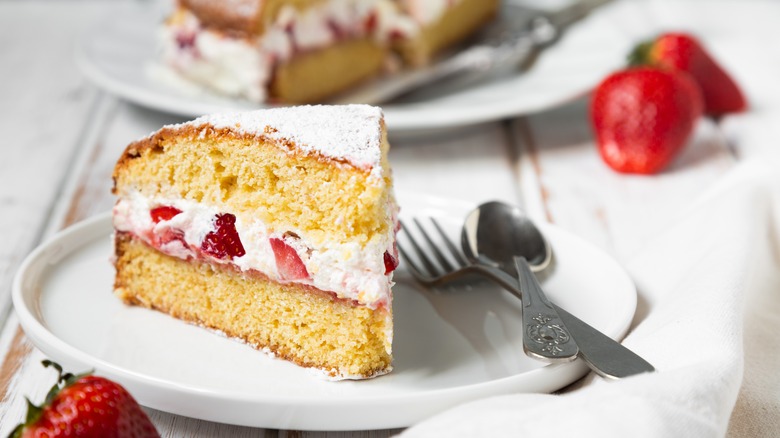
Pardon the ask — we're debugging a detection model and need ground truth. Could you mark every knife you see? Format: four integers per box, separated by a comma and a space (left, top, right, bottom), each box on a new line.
485, 266, 655, 379
333, 0, 615, 105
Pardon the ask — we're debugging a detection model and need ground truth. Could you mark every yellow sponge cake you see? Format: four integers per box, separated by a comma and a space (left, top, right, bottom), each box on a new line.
111, 105, 397, 379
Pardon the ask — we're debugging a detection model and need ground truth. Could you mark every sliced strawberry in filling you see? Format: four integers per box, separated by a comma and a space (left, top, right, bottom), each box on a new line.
384, 250, 398, 275
201, 213, 246, 260
150, 206, 182, 223
175, 31, 196, 50
270, 237, 310, 281
363, 12, 378, 33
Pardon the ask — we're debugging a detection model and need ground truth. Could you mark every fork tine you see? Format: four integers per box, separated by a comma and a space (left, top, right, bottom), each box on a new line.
412, 217, 456, 273
400, 220, 441, 277
397, 243, 427, 279
429, 217, 468, 267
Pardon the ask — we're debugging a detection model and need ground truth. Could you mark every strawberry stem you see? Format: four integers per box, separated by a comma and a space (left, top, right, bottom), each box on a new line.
628, 39, 654, 67
41, 360, 63, 377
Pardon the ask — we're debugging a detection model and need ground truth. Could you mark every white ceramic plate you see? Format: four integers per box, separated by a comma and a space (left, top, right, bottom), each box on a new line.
75, 1, 630, 133
13, 197, 636, 431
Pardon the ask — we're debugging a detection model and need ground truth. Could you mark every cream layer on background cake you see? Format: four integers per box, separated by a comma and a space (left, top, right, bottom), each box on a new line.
111, 104, 398, 379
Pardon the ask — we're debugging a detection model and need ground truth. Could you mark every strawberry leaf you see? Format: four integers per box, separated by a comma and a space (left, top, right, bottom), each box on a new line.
9, 423, 25, 438
628, 39, 653, 67
23, 398, 43, 425
8, 398, 44, 438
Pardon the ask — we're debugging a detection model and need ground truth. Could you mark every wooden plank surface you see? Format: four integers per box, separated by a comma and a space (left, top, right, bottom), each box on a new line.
0, 2, 118, 430
0, 2, 113, 328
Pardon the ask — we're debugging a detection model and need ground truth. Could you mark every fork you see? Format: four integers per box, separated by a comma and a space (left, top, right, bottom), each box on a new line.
400, 217, 578, 363
399, 216, 656, 379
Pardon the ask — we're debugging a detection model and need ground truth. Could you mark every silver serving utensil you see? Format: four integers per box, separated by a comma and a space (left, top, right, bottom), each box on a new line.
334, 0, 614, 105
462, 201, 655, 379
462, 203, 578, 362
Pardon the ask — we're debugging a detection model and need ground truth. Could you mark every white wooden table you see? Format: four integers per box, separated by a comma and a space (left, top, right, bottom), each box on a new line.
0, 1, 775, 436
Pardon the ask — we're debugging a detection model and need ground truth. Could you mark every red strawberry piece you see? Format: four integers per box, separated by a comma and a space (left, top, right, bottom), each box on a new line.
389, 29, 405, 41
175, 31, 196, 51
10, 360, 159, 438
327, 19, 345, 39
201, 213, 246, 260
363, 12, 378, 33
270, 237, 310, 281
150, 206, 181, 223
590, 67, 703, 174
384, 250, 398, 275
630, 32, 747, 116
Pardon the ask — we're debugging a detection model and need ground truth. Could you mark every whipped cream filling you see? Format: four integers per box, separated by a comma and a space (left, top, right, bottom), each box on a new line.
113, 191, 397, 309
159, 1, 417, 102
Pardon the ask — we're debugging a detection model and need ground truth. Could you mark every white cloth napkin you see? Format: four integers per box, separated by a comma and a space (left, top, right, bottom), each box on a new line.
399, 144, 780, 438
400, 1, 780, 434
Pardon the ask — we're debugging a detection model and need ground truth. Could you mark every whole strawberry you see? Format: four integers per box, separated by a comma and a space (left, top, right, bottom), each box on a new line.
10, 360, 159, 438
590, 67, 703, 174
630, 32, 747, 116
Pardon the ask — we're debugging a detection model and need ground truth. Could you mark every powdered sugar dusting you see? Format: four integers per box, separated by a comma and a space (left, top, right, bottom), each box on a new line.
184, 105, 384, 172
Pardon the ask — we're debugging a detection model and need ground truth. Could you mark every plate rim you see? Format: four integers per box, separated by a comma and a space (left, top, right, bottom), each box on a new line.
12, 211, 635, 430
73, 2, 625, 133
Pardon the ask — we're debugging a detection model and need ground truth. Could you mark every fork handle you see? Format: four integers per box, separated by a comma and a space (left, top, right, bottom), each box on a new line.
514, 257, 579, 362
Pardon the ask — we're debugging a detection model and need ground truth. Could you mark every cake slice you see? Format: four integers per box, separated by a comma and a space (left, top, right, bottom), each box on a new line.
111, 105, 398, 380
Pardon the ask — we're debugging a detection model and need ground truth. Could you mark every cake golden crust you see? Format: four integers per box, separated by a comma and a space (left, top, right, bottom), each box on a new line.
114, 232, 392, 378
112, 118, 382, 185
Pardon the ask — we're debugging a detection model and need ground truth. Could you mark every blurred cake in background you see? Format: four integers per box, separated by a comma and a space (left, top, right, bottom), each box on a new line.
160, 0, 406, 103
157, 0, 499, 103
394, 0, 500, 66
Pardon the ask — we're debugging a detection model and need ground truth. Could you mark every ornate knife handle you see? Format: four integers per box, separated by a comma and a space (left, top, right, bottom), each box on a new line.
514, 256, 579, 362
